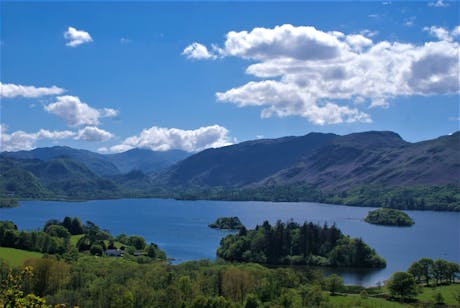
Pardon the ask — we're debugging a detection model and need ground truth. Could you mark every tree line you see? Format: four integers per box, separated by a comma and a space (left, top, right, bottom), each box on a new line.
0, 217, 165, 261
217, 220, 386, 268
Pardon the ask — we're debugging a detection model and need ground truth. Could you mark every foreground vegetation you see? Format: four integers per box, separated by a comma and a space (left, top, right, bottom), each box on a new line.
217, 220, 386, 268
364, 208, 414, 226
1, 255, 459, 307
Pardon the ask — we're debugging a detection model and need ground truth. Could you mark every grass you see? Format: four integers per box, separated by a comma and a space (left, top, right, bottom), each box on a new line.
328, 283, 460, 307
328, 295, 406, 308
69, 234, 84, 246
0, 247, 43, 267
416, 283, 460, 306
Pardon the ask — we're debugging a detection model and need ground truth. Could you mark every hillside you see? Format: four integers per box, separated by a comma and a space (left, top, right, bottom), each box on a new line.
155, 132, 337, 187
262, 131, 460, 191
155, 131, 460, 191
0, 157, 122, 199
1, 146, 120, 176
1, 146, 189, 175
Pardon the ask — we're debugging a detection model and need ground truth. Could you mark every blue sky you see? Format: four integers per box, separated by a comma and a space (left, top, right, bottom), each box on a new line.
1, 1, 459, 153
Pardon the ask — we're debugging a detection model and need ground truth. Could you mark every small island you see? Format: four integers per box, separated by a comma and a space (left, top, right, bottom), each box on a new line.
217, 220, 386, 268
365, 208, 414, 226
209, 216, 244, 230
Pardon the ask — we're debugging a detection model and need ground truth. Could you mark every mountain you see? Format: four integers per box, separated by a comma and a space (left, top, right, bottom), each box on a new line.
263, 131, 459, 191
105, 148, 189, 174
0, 158, 50, 198
154, 131, 460, 191
0, 157, 121, 199
155, 132, 337, 187
1, 146, 189, 175
1, 146, 120, 176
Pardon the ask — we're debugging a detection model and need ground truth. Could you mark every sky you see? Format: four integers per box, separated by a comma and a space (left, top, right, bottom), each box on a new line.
1, 1, 459, 153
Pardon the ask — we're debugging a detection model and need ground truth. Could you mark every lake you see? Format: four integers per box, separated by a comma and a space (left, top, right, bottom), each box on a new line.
1, 198, 459, 286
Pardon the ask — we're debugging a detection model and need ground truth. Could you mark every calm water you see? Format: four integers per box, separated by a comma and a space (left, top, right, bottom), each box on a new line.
1, 199, 459, 286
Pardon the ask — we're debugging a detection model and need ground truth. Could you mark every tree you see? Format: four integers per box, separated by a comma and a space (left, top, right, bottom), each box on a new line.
147, 244, 157, 258
387, 272, 419, 301
298, 284, 325, 307
433, 292, 444, 304
244, 294, 261, 308
432, 259, 449, 285
45, 225, 70, 239
90, 244, 104, 256
408, 261, 424, 283
128, 236, 146, 250
222, 268, 254, 303
418, 258, 434, 286
324, 274, 343, 295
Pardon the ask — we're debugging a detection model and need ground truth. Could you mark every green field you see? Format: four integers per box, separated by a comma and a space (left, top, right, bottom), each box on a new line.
0, 247, 43, 267
416, 283, 460, 306
328, 283, 460, 307
328, 294, 405, 308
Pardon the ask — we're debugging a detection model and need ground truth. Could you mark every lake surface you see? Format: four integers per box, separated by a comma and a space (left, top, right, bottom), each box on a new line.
1, 198, 459, 286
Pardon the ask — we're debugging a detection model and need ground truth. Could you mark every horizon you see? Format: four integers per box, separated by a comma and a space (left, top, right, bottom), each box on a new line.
1, 128, 458, 155
1, 1, 459, 153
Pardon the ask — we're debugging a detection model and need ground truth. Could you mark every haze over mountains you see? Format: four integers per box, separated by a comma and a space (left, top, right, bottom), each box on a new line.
1, 130, 459, 208
1, 146, 189, 175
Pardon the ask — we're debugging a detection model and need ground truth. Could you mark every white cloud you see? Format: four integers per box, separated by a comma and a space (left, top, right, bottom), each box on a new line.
424, 26, 460, 42
428, 0, 449, 7
187, 24, 460, 125
182, 42, 217, 60
75, 126, 113, 142
359, 29, 379, 38
222, 25, 346, 61
345, 34, 373, 52
64, 26, 93, 47
107, 125, 232, 153
101, 108, 119, 117
44, 96, 118, 127
0, 82, 65, 98
0, 124, 75, 152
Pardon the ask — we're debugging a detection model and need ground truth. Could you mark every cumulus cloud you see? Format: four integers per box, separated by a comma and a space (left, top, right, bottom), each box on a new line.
0, 82, 65, 98
64, 26, 93, 47
186, 24, 460, 125
107, 125, 232, 153
75, 126, 113, 142
182, 42, 217, 60
0, 124, 75, 152
44, 96, 118, 127
424, 26, 460, 42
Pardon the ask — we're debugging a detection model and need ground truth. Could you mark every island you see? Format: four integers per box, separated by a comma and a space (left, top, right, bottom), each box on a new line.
208, 216, 244, 230
364, 208, 414, 226
217, 220, 386, 268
